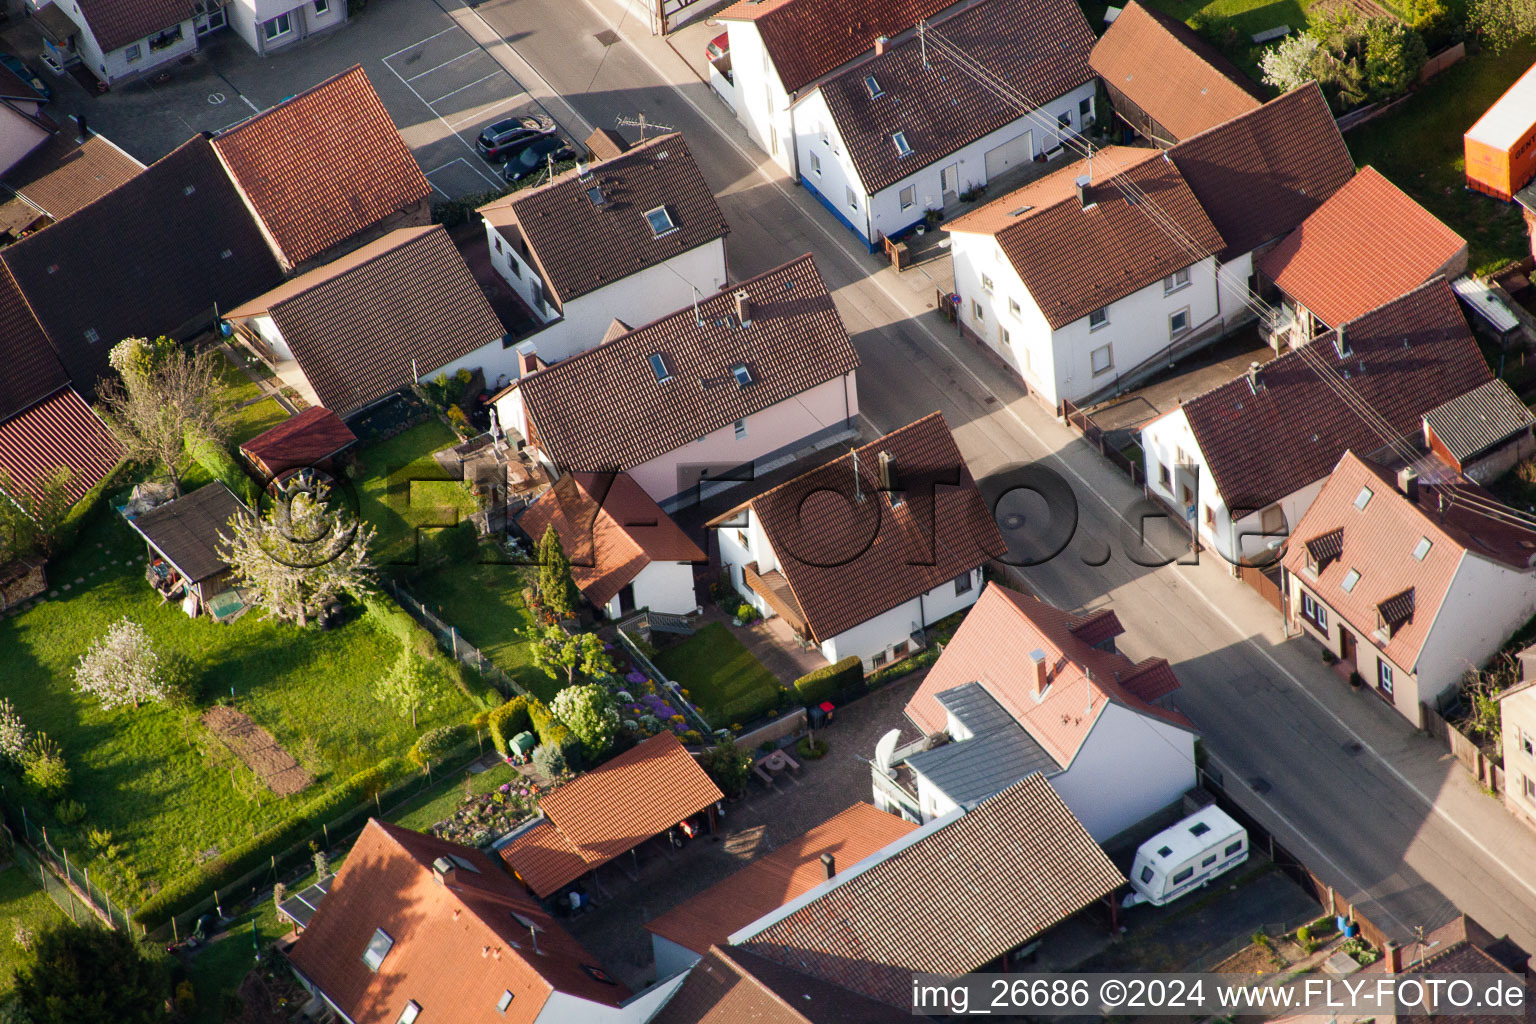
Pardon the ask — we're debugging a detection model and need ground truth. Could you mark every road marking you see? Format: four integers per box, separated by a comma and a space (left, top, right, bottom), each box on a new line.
404, 48, 479, 81
566, 0, 1536, 921
380, 52, 501, 189
240, 94, 260, 113
424, 69, 503, 106
449, 96, 522, 128
383, 25, 459, 61
208, 91, 226, 104
441, 0, 597, 138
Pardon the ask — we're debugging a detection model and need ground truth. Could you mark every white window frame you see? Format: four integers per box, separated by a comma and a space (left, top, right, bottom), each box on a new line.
125, 42, 142, 61
899, 184, 915, 210
1523, 728, 1535, 758
845, 186, 857, 210
1008, 297, 1021, 318
981, 273, 994, 293
892, 131, 913, 158
644, 205, 677, 237
734, 419, 747, 440
1169, 307, 1191, 337
1163, 267, 1190, 294
972, 299, 985, 323
1090, 343, 1112, 376
264, 11, 292, 39
314, 0, 329, 12
1088, 306, 1108, 331
1301, 592, 1327, 632
998, 325, 1010, 348
1377, 659, 1394, 695
810, 151, 822, 177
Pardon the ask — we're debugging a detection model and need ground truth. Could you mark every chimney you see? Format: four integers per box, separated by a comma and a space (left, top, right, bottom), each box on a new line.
432, 856, 455, 886
1334, 322, 1350, 358
877, 451, 895, 492
72, 113, 88, 144
515, 340, 540, 376
1385, 940, 1402, 974
820, 852, 836, 879
1246, 361, 1261, 394
734, 289, 752, 327
1075, 174, 1091, 209
1029, 649, 1049, 695
873, 35, 889, 55
1397, 467, 1419, 504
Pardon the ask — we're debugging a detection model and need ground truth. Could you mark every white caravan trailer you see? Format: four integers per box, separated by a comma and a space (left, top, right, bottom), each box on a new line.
1123, 805, 1247, 908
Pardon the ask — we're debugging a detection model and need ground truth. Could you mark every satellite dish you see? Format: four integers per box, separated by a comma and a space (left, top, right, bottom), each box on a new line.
874, 729, 901, 773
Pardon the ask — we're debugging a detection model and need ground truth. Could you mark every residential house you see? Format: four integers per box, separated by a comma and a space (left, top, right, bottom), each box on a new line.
1282, 451, 1536, 727
1423, 378, 1535, 484
212, 66, 432, 273
946, 147, 1226, 409
517, 472, 706, 618
0, 124, 143, 240
708, 412, 1006, 671
891, 583, 1195, 838
792, 0, 1096, 248
224, 225, 508, 416
0, 99, 50, 182
495, 254, 860, 512
122, 481, 255, 621
716, 0, 963, 175
1140, 277, 1493, 566
31, 0, 210, 85
645, 803, 918, 977
227, 0, 347, 55
650, 946, 911, 1024
1499, 649, 1536, 830
287, 819, 687, 1024
238, 406, 357, 482
0, 134, 283, 396
478, 133, 729, 368
499, 732, 724, 898
1089, 0, 1263, 145
1257, 167, 1469, 348
732, 774, 1125, 1006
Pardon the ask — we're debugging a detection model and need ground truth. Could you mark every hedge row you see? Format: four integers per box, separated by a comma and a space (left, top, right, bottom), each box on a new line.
134, 757, 415, 928
487, 694, 583, 770
793, 656, 863, 706
188, 435, 257, 508
488, 696, 534, 754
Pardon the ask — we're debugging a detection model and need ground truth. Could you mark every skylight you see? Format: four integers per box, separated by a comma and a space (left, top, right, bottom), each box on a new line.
864, 74, 882, 99
644, 205, 677, 236
1189, 821, 1210, 837
1354, 486, 1373, 510
892, 131, 913, 158
586, 185, 606, 206
498, 990, 515, 1013
732, 363, 753, 387
396, 1002, 421, 1024
449, 854, 480, 873
362, 928, 394, 972
648, 353, 672, 382
1341, 569, 1361, 593
1412, 537, 1431, 560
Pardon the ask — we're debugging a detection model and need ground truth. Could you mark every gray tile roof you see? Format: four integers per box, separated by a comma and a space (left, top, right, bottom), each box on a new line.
1423, 378, 1534, 463
905, 683, 1058, 808
127, 481, 251, 582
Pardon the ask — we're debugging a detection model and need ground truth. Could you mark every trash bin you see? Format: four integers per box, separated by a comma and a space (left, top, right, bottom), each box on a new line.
510, 731, 537, 763
808, 704, 828, 728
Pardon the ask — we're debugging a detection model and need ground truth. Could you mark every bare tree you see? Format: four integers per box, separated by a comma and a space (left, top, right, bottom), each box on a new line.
97, 337, 235, 496
74, 618, 168, 710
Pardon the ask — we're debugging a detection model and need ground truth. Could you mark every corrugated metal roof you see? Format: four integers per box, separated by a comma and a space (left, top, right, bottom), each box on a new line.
0, 387, 123, 501
1452, 275, 1521, 334
905, 684, 1058, 807
126, 481, 250, 582
1424, 378, 1534, 462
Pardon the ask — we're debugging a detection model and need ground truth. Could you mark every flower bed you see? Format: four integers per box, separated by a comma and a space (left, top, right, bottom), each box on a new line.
427, 781, 541, 848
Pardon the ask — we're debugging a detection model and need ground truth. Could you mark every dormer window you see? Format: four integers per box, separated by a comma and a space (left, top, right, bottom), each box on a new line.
1354, 486, 1373, 510
648, 353, 672, 382
892, 131, 913, 158
732, 363, 753, 387
362, 928, 394, 972
644, 205, 677, 236
864, 74, 882, 99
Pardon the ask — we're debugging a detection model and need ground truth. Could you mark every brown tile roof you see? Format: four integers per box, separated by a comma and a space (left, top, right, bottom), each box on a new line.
815, 0, 1093, 195
212, 66, 431, 269
127, 482, 251, 582
710, 413, 1007, 642
500, 732, 723, 896
517, 472, 706, 607
1282, 452, 1536, 672
946, 147, 1223, 330
288, 820, 628, 1024
1066, 607, 1123, 647
906, 583, 1192, 759
238, 406, 357, 477
1, 135, 283, 397
739, 774, 1125, 1006
72, 0, 193, 52
0, 387, 122, 501
585, 127, 630, 161
1089, 1, 1264, 142
0, 264, 65, 421
1258, 167, 1468, 328
516, 254, 859, 475
1167, 83, 1355, 260
716, 0, 959, 95
645, 803, 918, 956
479, 134, 727, 309
225, 225, 505, 416
652, 946, 913, 1024
1178, 277, 1492, 513
3, 132, 144, 222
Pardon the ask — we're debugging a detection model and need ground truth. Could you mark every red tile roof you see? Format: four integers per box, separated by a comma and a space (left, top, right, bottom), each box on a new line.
739, 774, 1125, 1007
709, 413, 1006, 642
945, 147, 1223, 330
515, 254, 859, 476
717, 0, 959, 94
906, 584, 1191, 760
238, 406, 357, 478
815, 0, 1093, 195
226, 225, 505, 416
1178, 276, 1492, 514
517, 472, 706, 607
0, 264, 65, 421
1281, 452, 1536, 672
645, 803, 918, 956
287, 820, 628, 1024
1167, 83, 1355, 260
0, 387, 123, 502
500, 732, 723, 896
72, 0, 192, 53
1089, 1, 1263, 142
3, 133, 144, 222
652, 946, 913, 1024
1258, 167, 1468, 328
212, 66, 431, 269
479, 133, 727, 309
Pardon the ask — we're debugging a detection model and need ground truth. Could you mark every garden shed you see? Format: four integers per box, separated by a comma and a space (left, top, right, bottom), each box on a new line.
1465, 60, 1536, 202
239, 405, 357, 482
122, 480, 254, 621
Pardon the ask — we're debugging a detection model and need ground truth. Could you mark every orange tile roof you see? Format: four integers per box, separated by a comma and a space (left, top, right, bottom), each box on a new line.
653, 946, 913, 1024
212, 66, 431, 269
645, 803, 917, 955
239, 406, 357, 477
0, 386, 123, 502
1089, 1, 1263, 142
1258, 167, 1468, 328
287, 820, 627, 1024
500, 732, 723, 896
517, 472, 705, 607
905, 583, 1192, 762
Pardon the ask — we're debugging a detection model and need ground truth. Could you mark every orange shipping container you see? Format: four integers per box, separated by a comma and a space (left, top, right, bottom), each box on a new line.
1465, 60, 1536, 202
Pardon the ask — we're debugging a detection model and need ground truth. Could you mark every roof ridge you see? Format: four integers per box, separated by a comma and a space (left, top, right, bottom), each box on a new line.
1169, 79, 1324, 149
492, 131, 691, 211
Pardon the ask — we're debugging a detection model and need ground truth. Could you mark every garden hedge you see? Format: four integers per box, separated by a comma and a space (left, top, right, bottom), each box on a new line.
187, 435, 257, 508
527, 696, 583, 771
793, 656, 863, 706
488, 696, 533, 755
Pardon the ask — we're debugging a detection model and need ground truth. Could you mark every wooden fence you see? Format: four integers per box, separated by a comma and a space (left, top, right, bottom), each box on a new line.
1239, 564, 1285, 615
734, 708, 807, 752
1418, 43, 1465, 83
1421, 702, 1503, 794
1061, 399, 1145, 486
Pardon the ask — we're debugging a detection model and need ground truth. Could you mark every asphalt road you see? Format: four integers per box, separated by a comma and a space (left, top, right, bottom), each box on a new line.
454, 0, 1536, 953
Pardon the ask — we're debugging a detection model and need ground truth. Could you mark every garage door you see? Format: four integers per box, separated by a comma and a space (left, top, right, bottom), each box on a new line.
984, 131, 1032, 181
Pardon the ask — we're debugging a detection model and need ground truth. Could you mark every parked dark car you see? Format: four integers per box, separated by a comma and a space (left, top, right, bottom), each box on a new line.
476, 113, 556, 161
0, 53, 51, 101
502, 134, 575, 183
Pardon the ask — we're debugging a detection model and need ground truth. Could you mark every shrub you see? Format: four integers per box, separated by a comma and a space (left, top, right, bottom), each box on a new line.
22, 734, 69, 796
53, 799, 86, 825
551, 684, 619, 761
734, 602, 760, 624
699, 740, 752, 799
1296, 925, 1315, 952
1363, 18, 1426, 100
532, 741, 568, 777
411, 724, 471, 769
527, 696, 583, 770
187, 434, 257, 507
0, 697, 29, 767
793, 656, 863, 706
795, 736, 828, 760
488, 696, 534, 755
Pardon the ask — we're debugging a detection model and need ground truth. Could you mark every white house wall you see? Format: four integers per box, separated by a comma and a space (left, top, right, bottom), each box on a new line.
630, 559, 701, 615
484, 223, 559, 327
431, 335, 521, 395
534, 972, 691, 1024
822, 567, 983, 669
229, 0, 346, 54
65, 4, 198, 82
1047, 702, 1195, 841
724, 21, 794, 173
650, 934, 702, 981
951, 232, 1057, 396
1413, 554, 1536, 706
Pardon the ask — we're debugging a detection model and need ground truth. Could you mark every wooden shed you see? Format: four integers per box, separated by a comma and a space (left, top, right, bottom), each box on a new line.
123, 482, 255, 621
1465, 61, 1536, 202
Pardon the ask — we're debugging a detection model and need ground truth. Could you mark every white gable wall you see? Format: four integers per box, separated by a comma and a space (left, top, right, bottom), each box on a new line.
951, 231, 1058, 396
1046, 701, 1195, 841
723, 21, 795, 173
602, 559, 701, 618
65, 7, 198, 83
1414, 553, 1536, 706
821, 567, 983, 669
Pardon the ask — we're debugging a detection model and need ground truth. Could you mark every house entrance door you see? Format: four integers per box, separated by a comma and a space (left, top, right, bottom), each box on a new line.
618, 584, 636, 615
941, 163, 959, 199
1340, 629, 1355, 666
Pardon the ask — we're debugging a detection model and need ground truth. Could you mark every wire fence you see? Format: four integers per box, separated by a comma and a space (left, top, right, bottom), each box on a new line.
3, 819, 125, 931
385, 578, 529, 701
616, 627, 716, 737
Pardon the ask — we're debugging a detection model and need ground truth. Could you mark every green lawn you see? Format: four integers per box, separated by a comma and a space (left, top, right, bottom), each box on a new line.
407, 557, 551, 700
387, 760, 515, 833
1348, 43, 1536, 276
217, 351, 289, 447
0, 862, 68, 996
1135, 0, 1314, 78
0, 505, 475, 900
655, 623, 784, 728
351, 422, 479, 567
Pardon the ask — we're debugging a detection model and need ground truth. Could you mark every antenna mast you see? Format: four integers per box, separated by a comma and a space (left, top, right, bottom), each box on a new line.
614, 113, 676, 140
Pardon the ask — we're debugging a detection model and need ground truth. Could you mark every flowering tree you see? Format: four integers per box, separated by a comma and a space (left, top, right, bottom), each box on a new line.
552, 684, 620, 760
0, 698, 28, 766
1259, 34, 1320, 92
528, 626, 614, 686
74, 618, 167, 710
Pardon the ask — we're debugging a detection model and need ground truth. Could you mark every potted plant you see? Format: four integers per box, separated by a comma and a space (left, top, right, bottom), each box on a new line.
922, 207, 942, 229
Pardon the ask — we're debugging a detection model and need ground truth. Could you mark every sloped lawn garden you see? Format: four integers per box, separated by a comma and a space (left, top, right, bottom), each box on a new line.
654, 623, 785, 729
